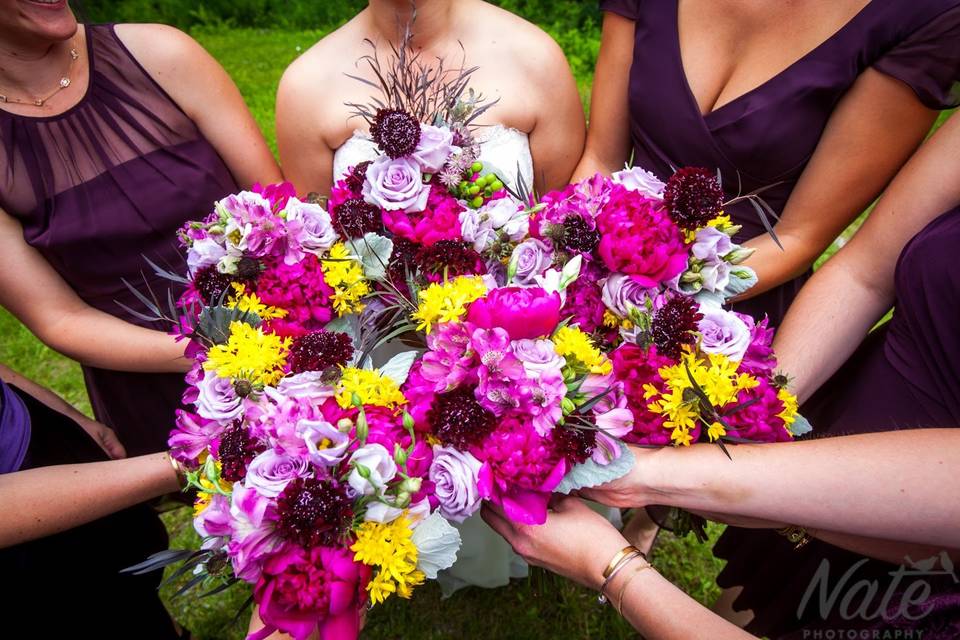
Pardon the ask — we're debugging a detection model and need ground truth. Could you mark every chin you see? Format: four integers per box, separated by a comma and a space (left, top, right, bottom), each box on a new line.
10, 0, 78, 42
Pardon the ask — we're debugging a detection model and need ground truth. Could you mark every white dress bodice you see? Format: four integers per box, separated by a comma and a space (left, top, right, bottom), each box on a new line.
332, 124, 535, 193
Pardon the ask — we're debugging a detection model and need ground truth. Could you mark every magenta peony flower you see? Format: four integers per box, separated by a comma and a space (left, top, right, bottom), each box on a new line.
467, 287, 562, 341
400, 361, 439, 432
251, 544, 370, 640
561, 261, 608, 334
739, 314, 778, 376
476, 416, 567, 525
721, 378, 793, 443
258, 255, 335, 338
611, 344, 675, 446
382, 188, 464, 246
596, 184, 689, 288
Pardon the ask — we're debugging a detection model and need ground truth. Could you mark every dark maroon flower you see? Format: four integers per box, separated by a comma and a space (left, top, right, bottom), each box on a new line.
428, 386, 497, 449
652, 296, 704, 359
275, 478, 353, 548
561, 215, 600, 254
552, 427, 597, 465
288, 330, 355, 374
217, 422, 264, 482
416, 240, 487, 279
344, 161, 372, 194
193, 264, 237, 305
663, 167, 725, 230
370, 109, 421, 159
236, 256, 264, 282
333, 198, 384, 238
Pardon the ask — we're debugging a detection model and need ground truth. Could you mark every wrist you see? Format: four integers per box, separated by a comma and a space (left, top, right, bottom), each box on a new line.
587, 533, 631, 591
163, 453, 187, 492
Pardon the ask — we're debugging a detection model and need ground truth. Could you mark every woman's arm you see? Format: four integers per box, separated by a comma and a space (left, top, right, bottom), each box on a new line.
571, 12, 635, 181
483, 497, 753, 640
0, 210, 190, 373
0, 364, 125, 459
0, 452, 180, 548
580, 430, 960, 551
774, 112, 960, 401
115, 24, 282, 188
737, 70, 935, 304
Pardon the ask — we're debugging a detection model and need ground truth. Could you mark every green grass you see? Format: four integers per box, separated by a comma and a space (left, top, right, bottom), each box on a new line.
1, 22, 955, 640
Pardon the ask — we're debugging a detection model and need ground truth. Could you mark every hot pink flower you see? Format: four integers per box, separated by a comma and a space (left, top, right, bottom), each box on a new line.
467, 287, 562, 341
611, 344, 675, 446
739, 314, 778, 376
561, 262, 608, 334
257, 255, 335, 338
253, 181, 297, 213
251, 544, 370, 640
382, 189, 464, 246
721, 379, 793, 443
400, 361, 438, 432
476, 416, 567, 525
168, 409, 223, 463
420, 321, 478, 392
597, 184, 689, 287
471, 327, 528, 415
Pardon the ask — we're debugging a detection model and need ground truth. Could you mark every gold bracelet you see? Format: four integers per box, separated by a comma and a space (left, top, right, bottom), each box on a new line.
167, 453, 187, 490
598, 550, 645, 604
615, 561, 656, 616
602, 545, 641, 579
777, 525, 811, 551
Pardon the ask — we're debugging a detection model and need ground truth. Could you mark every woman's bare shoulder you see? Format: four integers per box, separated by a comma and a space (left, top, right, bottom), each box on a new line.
469, 3, 572, 83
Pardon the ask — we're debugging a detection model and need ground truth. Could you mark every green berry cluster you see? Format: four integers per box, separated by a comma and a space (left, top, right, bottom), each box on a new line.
454, 161, 506, 209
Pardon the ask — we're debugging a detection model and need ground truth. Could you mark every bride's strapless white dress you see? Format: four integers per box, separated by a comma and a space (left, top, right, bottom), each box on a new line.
333, 124, 534, 593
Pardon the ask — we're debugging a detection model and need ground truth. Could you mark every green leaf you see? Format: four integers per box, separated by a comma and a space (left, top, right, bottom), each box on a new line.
788, 413, 813, 437
349, 232, 393, 281
379, 350, 418, 385
555, 439, 634, 494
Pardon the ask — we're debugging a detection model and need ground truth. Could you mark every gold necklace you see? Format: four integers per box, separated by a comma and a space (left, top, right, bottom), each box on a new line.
0, 43, 80, 107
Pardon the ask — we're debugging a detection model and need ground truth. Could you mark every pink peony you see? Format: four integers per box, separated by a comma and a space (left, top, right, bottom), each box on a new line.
257, 255, 335, 338
400, 361, 439, 432
382, 188, 464, 246
611, 344, 675, 446
596, 184, 689, 287
739, 314, 778, 376
721, 379, 793, 443
251, 544, 370, 640
467, 287, 562, 341
561, 262, 608, 334
475, 416, 567, 525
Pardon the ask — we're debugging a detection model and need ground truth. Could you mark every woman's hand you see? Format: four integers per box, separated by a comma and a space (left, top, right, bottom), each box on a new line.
481, 495, 629, 591
577, 445, 660, 509
76, 417, 127, 460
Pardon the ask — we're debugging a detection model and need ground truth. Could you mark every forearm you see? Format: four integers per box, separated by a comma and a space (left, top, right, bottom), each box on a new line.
641, 430, 960, 549
811, 530, 956, 567
571, 145, 625, 182
0, 363, 90, 423
0, 453, 180, 547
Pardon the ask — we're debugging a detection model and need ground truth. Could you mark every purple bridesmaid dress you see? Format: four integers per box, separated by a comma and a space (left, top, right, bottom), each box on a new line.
716, 206, 960, 638
0, 24, 239, 456
599, 0, 960, 325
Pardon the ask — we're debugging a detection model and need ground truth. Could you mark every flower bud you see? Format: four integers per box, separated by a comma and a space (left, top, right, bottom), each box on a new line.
561, 396, 577, 416
399, 476, 422, 494
354, 462, 372, 480
724, 246, 756, 265
337, 418, 354, 433
394, 444, 408, 466
394, 491, 412, 508
355, 410, 369, 442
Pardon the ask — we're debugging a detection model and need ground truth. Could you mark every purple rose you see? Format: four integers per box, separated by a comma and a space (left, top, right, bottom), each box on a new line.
412, 124, 460, 173
196, 371, 244, 424
363, 156, 431, 213
285, 198, 338, 254
245, 450, 311, 498
601, 272, 656, 318
611, 166, 666, 199
698, 305, 751, 362
509, 238, 554, 285
276, 371, 335, 402
429, 445, 483, 522
512, 338, 565, 377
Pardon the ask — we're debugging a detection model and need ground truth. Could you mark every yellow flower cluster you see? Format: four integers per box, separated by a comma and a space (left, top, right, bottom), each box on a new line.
322, 243, 371, 316
645, 351, 758, 446
336, 367, 407, 409
553, 326, 612, 375
411, 276, 487, 334
351, 515, 426, 604
684, 212, 732, 243
226, 283, 287, 320
602, 309, 633, 331
777, 387, 799, 430
204, 321, 290, 386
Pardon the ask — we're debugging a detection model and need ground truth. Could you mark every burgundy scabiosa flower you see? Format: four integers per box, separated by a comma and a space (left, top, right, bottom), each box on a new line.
651, 295, 703, 359
217, 422, 264, 482
344, 160, 372, 194
663, 167, 725, 230
428, 386, 497, 449
416, 240, 486, 280
288, 330, 355, 374
552, 426, 597, 465
276, 477, 353, 548
561, 215, 600, 254
370, 108, 421, 158
332, 198, 384, 238
193, 264, 237, 305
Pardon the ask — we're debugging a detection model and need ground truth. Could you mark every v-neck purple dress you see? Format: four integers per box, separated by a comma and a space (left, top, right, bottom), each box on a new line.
600, 0, 960, 326
0, 25, 238, 456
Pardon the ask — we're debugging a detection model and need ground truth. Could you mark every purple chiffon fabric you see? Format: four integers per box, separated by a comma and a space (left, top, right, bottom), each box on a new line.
713, 206, 960, 638
599, 0, 960, 325
0, 24, 238, 456
0, 379, 30, 474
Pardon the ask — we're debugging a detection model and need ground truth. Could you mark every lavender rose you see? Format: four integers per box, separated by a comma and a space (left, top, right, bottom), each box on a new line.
362, 156, 431, 213
601, 272, 656, 318
286, 198, 338, 254
512, 338, 566, 377
245, 450, 311, 498
277, 371, 336, 402
298, 419, 350, 467
698, 305, 752, 362
611, 166, 666, 199
196, 371, 244, 424
429, 445, 483, 522
412, 124, 461, 173
348, 443, 398, 496
509, 238, 554, 285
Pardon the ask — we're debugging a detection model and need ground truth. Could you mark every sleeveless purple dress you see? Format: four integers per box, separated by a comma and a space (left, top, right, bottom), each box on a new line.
713, 206, 960, 638
599, 0, 960, 325
0, 24, 239, 456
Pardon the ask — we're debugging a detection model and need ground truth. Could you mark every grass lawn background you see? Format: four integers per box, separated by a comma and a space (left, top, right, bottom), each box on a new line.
0, 16, 954, 639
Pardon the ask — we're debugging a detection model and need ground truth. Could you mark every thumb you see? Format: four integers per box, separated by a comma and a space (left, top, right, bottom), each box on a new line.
100, 428, 128, 460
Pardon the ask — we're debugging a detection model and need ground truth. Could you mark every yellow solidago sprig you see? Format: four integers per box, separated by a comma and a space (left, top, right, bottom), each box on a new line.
336, 367, 407, 409
553, 326, 612, 375
411, 275, 487, 334
322, 242, 371, 316
351, 514, 426, 604
646, 350, 758, 446
225, 283, 287, 320
204, 321, 291, 387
